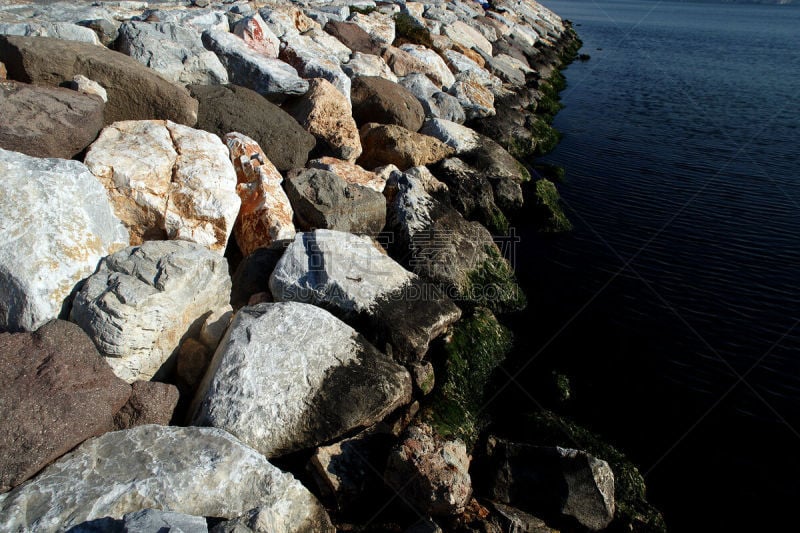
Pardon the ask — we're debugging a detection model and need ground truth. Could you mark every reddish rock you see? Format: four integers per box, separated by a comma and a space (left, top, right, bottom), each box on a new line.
351, 76, 425, 132
233, 13, 280, 58
324, 20, 383, 55
0, 320, 131, 493
381, 45, 431, 78
177, 338, 212, 389
308, 157, 386, 193
113, 380, 179, 430
358, 123, 455, 171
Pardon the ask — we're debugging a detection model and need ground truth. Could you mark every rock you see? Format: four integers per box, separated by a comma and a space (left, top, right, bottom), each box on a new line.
342, 51, 398, 82
142, 8, 229, 33
190, 84, 316, 172
399, 74, 465, 123
385, 423, 472, 517
70, 240, 231, 383
289, 78, 362, 162
358, 123, 455, 171
280, 33, 351, 100
397, 44, 455, 89
308, 156, 386, 193
348, 11, 395, 44
258, 5, 319, 38
449, 72, 496, 120
481, 52, 532, 89
405, 518, 443, 533
308, 26, 354, 64
429, 91, 467, 123
487, 502, 557, 533
433, 157, 507, 233
177, 338, 212, 390
0, 21, 101, 45
0, 149, 129, 332
77, 18, 118, 46
84, 120, 241, 253
122, 509, 208, 533
0, 320, 131, 493
420, 118, 481, 154
385, 171, 525, 313
232, 13, 280, 58
0, 425, 333, 532
443, 50, 503, 94
224, 132, 296, 255
443, 20, 493, 56
0, 61, 5, 79
532, 179, 572, 232
283, 168, 386, 235
351, 76, 425, 132
229, 242, 290, 310
0, 80, 104, 159
324, 20, 382, 55
69, 74, 107, 102
482, 438, 616, 531
381, 45, 432, 79
190, 302, 413, 457
201, 29, 309, 99
112, 381, 179, 430
410, 360, 436, 396
269, 230, 461, 360
116, 21, 228, 86
199, 305, 233, 350
0, 35, 198, 126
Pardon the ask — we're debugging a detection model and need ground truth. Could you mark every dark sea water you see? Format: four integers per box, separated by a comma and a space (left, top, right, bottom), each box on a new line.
494, 0, 800, 530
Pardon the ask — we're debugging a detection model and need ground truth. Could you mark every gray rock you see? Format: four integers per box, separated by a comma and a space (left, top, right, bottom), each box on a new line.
0, 80, 104, 159
0, 425, 333, 532
0, 35, 198, 126
201, 29, 309, 99
283, 168, 386, 235
430, 91, 467, 123
70, 241, 231, 383
342, 51, 398, 83
449, 72, 496, 120
0, 320, 131, 493
483, 438, 616, 531
0, 149, 129, 332
433, 157, 507, 233
190, 302, 412, 457
142, 8, 230, 33
419, 118, 481, 154
116, 21, 228, 86
122, 509, 208, 533
280, 33, 351, 100
77, 18, 118, 46
269, 230, 461, 360
0, 21, 100, 45
487, 501, 557, 533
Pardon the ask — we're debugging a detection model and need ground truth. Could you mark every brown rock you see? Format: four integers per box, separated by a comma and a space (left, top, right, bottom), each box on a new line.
453, 43, 486, 67
0, 35, 197, 126
0, 80, 104, 159
324, 20, 383, 55
289, 78, 362, 162
308, 157, 386, 193
113, 380, 179, 430
381, 45, 431, 78
225, 132, 296, 256
0, 320, 131, 493
0, 61, 6, 79
351, 76, 426, 132
358, 123, 455, 171
177, 338, 212, 389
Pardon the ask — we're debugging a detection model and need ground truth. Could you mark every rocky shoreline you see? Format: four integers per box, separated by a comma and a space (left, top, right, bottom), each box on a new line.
0, 1, 662, 531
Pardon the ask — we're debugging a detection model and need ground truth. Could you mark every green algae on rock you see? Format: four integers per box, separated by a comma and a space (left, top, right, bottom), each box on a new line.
532, 178, 573, 233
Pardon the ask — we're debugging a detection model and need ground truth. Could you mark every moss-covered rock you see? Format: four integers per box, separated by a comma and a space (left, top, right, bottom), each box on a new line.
530, 116, 562, 156
532, 179, 572, 232
424, 308, 513, 449
463, 245, 527, 313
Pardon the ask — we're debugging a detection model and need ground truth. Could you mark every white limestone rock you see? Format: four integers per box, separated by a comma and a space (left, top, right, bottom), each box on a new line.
232, 13, 281, 58
419, 118, 481, 154
398, 44, 455, 90
0, 149, 129, 332
142, 8, 230, 33
348, 11, 395, 45
443, 19, 493, 56
280, 32, 351, 100
0, 425, 333, 533
0, 21, 101, 45
343, 51, 398, 83
190, 301, 413, 457
70, 240, 231, 383
69, 74, 107, 102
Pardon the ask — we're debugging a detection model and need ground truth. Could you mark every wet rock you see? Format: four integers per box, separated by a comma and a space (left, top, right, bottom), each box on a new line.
232, 13, 280, 58
0, 425, 333, 532
342, 51, 398, 82
324, 19, 383, 55
224, 132, 296, 256
201, 28, 309, 99
116, 21, 228, 86
482, 438, 616, 531
410, 360, 436, 396
0, 80, 104, 159
84, 120, 240, 253
284, 169, 386, 235
0, 320, 131, 493
289, 78, 362, 162
190, 302, 412, 457
70, 240, 231, 383
0, 35, 198, 126
358, 123, 455, 171
112, 380, 179, 431
385, 423, 472, 517
532, 179, 572, 232
351, 76, 425, 132
189, 83, 315, 171
0, 149, 129, 332
308, 157, 387, 193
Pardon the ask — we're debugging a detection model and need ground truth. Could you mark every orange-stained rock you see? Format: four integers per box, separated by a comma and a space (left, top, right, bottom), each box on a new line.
225, 132, 296, 256
233, 13, 280, 58
308, 157, 386, 193
358, 123, 455, 171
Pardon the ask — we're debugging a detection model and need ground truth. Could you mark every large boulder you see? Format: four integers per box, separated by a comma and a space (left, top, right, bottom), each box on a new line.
433, 157, 507, 234
482, 438, 616, 531
201, 28, 309, 99
232, 13, 281, 58
121, 509, 208, 533
189, 83, 316, 171
342, 51, 398, 82
116, 21, 228, 86
449, 71, 496, 120
0, 35, 198, 125
324, 20, 383, 55
0, 425, 334, 532
358, 123, 455, 171
397, 44, 455, 90
0, 20, 101, 45
84, 120, 241, 253
112, 380, 179, 431
0, 149, 129, 332
70, 240, 231, 383
283, 169, 386, 235
190, 302, 412, 457
0, 320, 131, 493
279, 33, 350, 100
308, 156, 387, 193
289, 78, 362, 162
351, 76, 425, 132
270, 230, 461, 360
225, 132, 296, 256
348, 11, 395, 45
0, 80, 104, 159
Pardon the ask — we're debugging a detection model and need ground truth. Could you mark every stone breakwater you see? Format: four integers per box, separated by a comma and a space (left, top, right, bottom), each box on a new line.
0, 0, 654, 531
